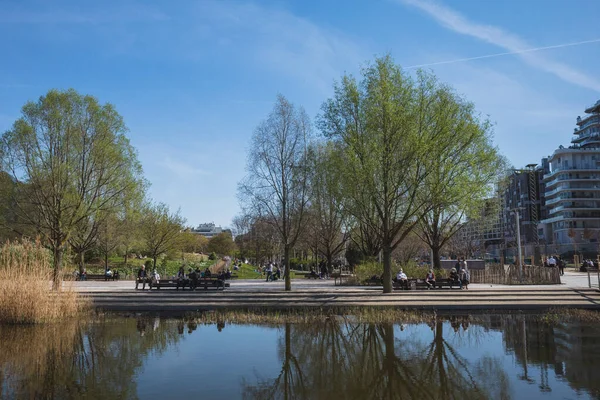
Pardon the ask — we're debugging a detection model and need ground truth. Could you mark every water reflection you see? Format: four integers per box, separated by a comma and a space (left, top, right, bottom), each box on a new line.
1, 315, 599, 399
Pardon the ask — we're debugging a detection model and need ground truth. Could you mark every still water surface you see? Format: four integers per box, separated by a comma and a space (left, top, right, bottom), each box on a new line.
1, 315, 599, 399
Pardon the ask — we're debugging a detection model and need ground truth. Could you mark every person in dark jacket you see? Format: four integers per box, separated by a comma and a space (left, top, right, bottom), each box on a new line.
136, 265, 148, 290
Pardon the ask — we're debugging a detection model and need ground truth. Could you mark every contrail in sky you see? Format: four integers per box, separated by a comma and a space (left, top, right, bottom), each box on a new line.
405, 38, 600, 69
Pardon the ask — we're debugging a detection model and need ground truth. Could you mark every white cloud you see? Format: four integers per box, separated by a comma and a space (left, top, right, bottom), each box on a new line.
159, 157, 210, 178
194, 1, 364, 94
397, 0, 600, 92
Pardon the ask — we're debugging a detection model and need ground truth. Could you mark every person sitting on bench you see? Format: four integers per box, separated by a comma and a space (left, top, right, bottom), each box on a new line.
136, 265, 148, 289
105, 268, 113, 281
396, 269, 408, 290
151, 269, 161, 286
309, 268, 319, 278
449, 268, 462, 289
425, 269, 436, 289
188, 268, 198, 289
177, 266, 186, 289
204, 268, 212, 278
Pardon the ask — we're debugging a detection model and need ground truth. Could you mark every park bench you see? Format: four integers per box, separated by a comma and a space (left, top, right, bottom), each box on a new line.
393, 278, 463, 290
304, 273, 320, 279
82, 274, 119, 281
364, 276, 383, 286
149, 278, 187, 290
189, 277, 229, 290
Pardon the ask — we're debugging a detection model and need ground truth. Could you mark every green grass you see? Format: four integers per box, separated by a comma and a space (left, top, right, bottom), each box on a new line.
232, 263, 298, 279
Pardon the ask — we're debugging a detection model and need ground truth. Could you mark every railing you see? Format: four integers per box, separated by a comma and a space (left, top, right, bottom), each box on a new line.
470, 264, 560, 285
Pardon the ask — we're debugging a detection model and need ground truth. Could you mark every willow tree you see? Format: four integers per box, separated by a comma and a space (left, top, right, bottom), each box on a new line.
239, 95, 312, 291
415, 85, 500, 269
319, 56, 438, 293
0, 89, 144, 288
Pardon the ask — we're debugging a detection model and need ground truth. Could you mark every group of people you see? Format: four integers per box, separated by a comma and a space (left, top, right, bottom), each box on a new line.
580, 259, 598, 273
393, 258, 470, 290
543, 255, 565, 276
135, 264, 232, 290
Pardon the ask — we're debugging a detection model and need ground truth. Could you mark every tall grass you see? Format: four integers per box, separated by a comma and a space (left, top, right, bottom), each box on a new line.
0, 239, 87, 324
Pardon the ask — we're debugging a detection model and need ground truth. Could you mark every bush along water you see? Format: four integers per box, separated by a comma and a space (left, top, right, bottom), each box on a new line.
0, 239, 87, 324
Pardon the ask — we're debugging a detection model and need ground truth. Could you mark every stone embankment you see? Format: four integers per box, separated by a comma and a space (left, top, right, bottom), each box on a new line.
73, 279, 600, 314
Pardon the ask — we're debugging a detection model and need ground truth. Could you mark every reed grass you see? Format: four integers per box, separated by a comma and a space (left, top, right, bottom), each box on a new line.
0, 239, 88, 324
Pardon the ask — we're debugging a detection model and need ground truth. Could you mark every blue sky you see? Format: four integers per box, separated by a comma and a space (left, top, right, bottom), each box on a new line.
1, 0, 599, 228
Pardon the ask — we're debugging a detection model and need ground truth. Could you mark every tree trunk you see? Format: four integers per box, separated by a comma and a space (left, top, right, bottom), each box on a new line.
432, 244, 441, 270
124, 248, 129, 270
284, 245, 291, 291
153, 256, 157, 270
104, 252, 109, 273
52, 246, 63, 291
382, 243, 392, 293
78, 251, 85, 275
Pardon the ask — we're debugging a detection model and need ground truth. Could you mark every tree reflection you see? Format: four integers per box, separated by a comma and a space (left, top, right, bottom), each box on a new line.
242, 318, 509, 400
0, 317, 182, 399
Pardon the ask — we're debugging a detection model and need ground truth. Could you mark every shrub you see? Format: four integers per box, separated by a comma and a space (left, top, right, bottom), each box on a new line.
208, 252, 217, 260
354, 261, 383, 282
0, 239, 87, 324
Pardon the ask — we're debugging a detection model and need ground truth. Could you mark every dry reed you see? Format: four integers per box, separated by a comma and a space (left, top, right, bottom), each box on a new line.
0, 239, 88, 324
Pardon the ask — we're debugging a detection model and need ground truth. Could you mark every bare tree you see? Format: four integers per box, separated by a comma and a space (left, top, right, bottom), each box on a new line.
239, 95, 312, 291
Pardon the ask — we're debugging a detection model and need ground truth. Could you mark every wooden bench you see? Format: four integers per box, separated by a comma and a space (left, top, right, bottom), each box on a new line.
148, 278, 230, 290
304, 273, 320, 279
393, 278, 463, 290
363, 276, 383, 286
149, 278, 187, 290
82, 274, 119, 281
190, 277, 230, 290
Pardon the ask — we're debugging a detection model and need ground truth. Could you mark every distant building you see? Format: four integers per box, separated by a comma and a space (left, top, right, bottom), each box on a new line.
190, 223, 230, 238
540, 99, 600, 253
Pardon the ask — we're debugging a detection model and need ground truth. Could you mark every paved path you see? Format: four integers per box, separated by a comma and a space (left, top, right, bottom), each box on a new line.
70, 273, 600, 313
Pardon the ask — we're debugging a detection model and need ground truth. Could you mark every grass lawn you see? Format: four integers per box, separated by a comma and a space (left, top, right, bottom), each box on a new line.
233, 263, 298, 279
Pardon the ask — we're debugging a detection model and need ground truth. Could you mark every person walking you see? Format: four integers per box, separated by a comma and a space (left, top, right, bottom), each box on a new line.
556, 256, 565, 276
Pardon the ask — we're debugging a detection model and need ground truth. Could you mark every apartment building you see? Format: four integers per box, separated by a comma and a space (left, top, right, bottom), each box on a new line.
540, 100, 600, 252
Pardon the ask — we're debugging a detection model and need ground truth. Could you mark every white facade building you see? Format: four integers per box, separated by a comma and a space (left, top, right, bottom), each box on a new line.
541, 100, 600, 248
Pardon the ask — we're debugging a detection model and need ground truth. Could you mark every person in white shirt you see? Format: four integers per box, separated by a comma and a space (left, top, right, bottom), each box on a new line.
396, 269, 408, 290
548, 256, 556, 267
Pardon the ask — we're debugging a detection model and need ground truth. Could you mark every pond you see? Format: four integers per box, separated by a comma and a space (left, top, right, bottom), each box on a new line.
1, 314, 599, 399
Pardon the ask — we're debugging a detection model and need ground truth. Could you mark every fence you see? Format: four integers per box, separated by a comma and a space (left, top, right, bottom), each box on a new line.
469, 264, 561, 285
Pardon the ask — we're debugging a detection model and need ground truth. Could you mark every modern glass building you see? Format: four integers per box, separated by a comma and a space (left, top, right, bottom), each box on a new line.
540, 100, 600, 250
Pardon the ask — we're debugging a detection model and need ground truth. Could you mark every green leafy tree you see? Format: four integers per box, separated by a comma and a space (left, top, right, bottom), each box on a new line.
308, 143, 349, 269
319, 56, 437, 293
415, 84, 500, 269
239, 95, 312, 291
141, 202, 185, 269
207, 231, 236, 256
0, 89, 144, 288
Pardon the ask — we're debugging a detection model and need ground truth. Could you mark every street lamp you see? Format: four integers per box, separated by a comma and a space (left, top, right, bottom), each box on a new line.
511, 208, 524, 283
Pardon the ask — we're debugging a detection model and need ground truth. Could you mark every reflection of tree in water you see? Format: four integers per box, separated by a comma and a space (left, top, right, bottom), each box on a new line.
242, 318, 509, 400
0, 317, 182, 399
419, 320, 510, 400
242, 323, 307, 400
